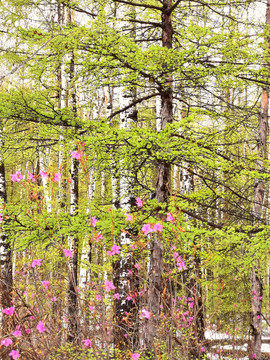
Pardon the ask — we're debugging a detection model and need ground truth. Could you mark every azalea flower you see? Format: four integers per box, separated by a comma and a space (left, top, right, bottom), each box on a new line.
31, 259, 42, 268
141, 309, 151, 319
2, 307, 15, 316
166, 212, 175, 222
28, 172, 35, 182
95, 294, 102, 301
82, 339, 92, 347
39, 171, 48, 178
41, 281, 50, 289
201, 347, 205, 352
96, 232, 103, 242
91, 216, 98, 227
153, 223, 163, 232
12, 329, 22, 337
104, 280, 115, 292
107, 244, 121, 256
1, 338, 13, 347
125, 213, 132, 222
63, 249, 72, 258
71, 151, 81, 160
53, 172, 62, 182
114, 293, 120, 300
36, 321, 46, 333
10, 171, 23, 182
136, 197, 143, 207
132, 354, 140, 360
141, 223, 153, 236
8, 350, 20, 359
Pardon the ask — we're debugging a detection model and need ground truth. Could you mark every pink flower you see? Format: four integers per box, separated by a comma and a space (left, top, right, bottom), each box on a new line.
10, 171, 23, 182
104, 280, 115, 292
91, 216, 98, 227
95, 295, 102, 301
125, 213, 133, 222
141, 223, 153, 236
114, 293, 120, 300
51, 297, 57, 302
167, 212, 175, 222
132, 354, 140, 360
141, 309, 151, 319
12, 329, 22, 337
110, 244, 121, 255
1, 338, 13, 347
71, 151, 81, 160
2, 307, 15, 316
28, 172, 35, 182
136, 197, 143, 207
88, 305, 95, 311
252, 354, 256, 359
53, 172, 62, 182
26, 329, 31, 334
0, 213, 2, 222
36, 321, 46, 333
42, 281, 50, 289
63, 249, 72, 258
8, 350, 20, 359
31, 259, 42, 268
39, 171, 48, 178
153, 223, 163, 232
96, 232, 103, 242
82, 339, 92, 348
201, 347, 205, 352
257, 315, 260, 319
134, 263, 140, 270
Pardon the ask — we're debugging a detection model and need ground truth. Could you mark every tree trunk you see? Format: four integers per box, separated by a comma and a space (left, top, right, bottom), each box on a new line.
143, 1, 173, 356
249, 3, 270, 358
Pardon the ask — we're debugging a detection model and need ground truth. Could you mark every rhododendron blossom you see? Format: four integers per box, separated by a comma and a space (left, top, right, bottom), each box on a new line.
125, 213, 132, 222
132, 354, 140, 360
136, 197, 143, 207
31, 259, 42, 268
2, 307, 15, 315
8, 350, 20, 359
13, 329, 22, 337
28, 172, 35, 182
167, 212, 175, 222
36, 321, 46, 333
1, 338, 13, 347
104, 280, 115, 292
82, 339, 92, 347
71, 151, 81, 160
141, 223, 153, 236
10, 171, 23, 182
53, 172, 62, 182
91, 216, 98, 227
96, 232, 103, 242
42, 281, 50, 289
39, 171, 48, 178
141, 309, 151, 319
63, 249, 72, 258
153, 223, 163, 232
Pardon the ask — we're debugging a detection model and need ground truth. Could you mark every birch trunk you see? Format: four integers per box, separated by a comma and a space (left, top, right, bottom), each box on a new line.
0, 128, 12, 336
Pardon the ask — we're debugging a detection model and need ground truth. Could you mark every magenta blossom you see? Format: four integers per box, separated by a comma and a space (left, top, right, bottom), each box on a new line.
36, 321, 46, 333
141, 309, 151, 319
53, 172, 62, 182
0, 213, 2, 222
153, 223, 163, 232
167, 212, 175, 222
104, 280, 115, 292
31, 259, 42, 268
39, 171, 48, 178
141, 223, 153, 236
63, 249, 72, 258
42, 281, 50, 289
10, 171, 23, 182
91, 216, 98, 227
82, 339, 92, 348
125, 213, 133, 222
13, 328, 22, 337
71, 151, 81, 160
136, 197, 143, 207
28, 172, 35, 182
8, 350, 20, 359
1, 338, 13, 347
108, 244, 121, 256
2, 307, 15, 316
96, 232, 103, 242
114, 293, 120, 300
132, 354, 141, 360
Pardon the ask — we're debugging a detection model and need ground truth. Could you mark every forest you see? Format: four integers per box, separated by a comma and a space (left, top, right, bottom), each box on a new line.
0, 0, 269, 359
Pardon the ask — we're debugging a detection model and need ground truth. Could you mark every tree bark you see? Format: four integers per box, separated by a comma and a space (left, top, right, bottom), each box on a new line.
249, 2, 270, 358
